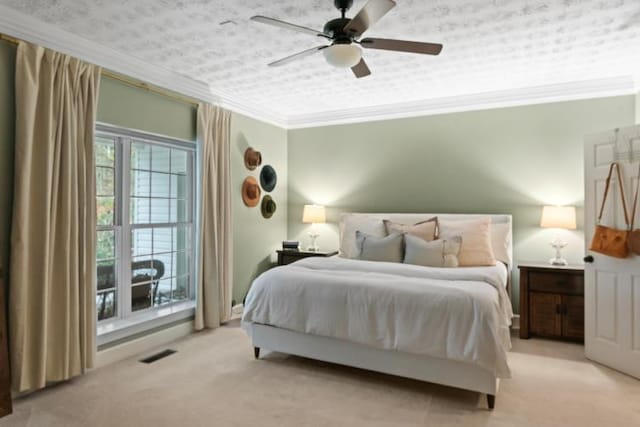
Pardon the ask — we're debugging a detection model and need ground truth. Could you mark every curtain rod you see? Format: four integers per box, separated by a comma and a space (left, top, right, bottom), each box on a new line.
0, 32, 200, 108
101, 70, 200, 108
0, 33, 18, 44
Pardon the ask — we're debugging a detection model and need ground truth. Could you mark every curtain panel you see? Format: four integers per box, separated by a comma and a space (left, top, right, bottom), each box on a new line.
195, 104, 233, 329
9, 42, 100, 392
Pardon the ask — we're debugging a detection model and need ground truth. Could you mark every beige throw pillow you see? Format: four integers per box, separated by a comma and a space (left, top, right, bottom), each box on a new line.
403, 234, 462, 267
356, 231, 404, 263
438, 217, 496, 266
383, 217, 437, 242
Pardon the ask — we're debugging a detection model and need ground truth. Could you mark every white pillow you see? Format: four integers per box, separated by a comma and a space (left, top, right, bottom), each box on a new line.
438, 217, 496, 266
339, 215, 386, 258
489, 222, 511, 266
404, 234, 462, 267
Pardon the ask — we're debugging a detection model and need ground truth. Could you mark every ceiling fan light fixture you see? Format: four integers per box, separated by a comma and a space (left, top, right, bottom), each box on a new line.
323, 44, 362, 68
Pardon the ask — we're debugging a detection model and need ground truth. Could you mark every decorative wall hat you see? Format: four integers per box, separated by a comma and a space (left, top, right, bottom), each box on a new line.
242, 176, 261, 207
261, 195, 277, 219
260, 165, 277, 192
244, 147, 262, 171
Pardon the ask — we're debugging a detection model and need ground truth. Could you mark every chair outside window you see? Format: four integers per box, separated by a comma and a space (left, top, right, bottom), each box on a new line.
97, 259, 165, 321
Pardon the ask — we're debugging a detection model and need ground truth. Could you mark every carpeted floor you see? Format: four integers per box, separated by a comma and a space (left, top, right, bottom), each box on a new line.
1, 321, 639, 427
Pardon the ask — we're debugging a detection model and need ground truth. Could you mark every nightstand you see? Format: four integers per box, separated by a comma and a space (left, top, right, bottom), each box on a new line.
519, 262, 584, 342
276, 250, 338, 266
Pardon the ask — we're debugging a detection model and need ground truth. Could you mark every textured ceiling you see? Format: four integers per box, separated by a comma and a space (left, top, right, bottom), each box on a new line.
2, 0, 640, 122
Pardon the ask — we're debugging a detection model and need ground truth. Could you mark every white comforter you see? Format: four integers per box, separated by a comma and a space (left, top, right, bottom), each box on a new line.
242, 256, 513, 378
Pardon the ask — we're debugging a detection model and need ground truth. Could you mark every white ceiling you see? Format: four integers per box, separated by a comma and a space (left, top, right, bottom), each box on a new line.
1, 0, 640, 127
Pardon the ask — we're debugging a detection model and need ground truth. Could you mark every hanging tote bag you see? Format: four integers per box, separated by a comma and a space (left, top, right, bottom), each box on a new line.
589, 162, 631, 258
627, 163, 640, 255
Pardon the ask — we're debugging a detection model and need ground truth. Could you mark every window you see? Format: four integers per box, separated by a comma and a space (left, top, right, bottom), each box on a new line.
95, 125, 195, 325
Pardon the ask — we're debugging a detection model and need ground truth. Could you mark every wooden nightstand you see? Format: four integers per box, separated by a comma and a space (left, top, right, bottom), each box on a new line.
519, 262, 585, 342
276, 250, 338, 266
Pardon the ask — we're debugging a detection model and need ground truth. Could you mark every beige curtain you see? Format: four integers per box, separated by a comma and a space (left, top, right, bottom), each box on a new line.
195, 104, 233, 330
9, 42, 100, 392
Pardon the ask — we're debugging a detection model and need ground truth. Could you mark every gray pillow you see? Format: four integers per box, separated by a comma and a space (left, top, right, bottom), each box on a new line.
356, 231, 404, 263
403, 234, 462, 267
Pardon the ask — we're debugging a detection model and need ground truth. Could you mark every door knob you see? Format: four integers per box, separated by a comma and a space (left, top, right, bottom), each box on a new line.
584, 255, 594, 263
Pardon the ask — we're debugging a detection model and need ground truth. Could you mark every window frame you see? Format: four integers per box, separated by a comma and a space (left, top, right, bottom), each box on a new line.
95, 134, 121, 320
95, 123, 197, 342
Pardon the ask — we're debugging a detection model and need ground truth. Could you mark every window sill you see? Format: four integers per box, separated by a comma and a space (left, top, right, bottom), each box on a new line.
97, 300, 196, 347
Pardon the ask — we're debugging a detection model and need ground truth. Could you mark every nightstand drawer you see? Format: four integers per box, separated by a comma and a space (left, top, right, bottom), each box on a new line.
528, 271, 584, 295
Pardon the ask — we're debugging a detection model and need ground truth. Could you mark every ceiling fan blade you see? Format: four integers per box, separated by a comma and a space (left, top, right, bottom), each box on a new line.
360, 38, 443, 55
343, 0, 396, 38
268, 46, 328, 67
251, 15, 329, 38
351, 58, 371, 78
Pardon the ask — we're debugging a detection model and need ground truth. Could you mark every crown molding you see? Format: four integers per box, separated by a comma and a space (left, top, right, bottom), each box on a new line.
283, 76, 638, 129
0, 4, 288, 128
0, 4, 636, 131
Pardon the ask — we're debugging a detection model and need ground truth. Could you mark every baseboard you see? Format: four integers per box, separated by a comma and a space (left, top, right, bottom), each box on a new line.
95, 320, 193, 368
511, 314, 520, 330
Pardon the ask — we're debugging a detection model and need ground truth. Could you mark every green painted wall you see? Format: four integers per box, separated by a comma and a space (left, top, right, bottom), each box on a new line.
97, 76, 197, 141
287, 96, 636, 312
636, 92, 640, 123
0, 40, 16, 275
231, 113, 288, 304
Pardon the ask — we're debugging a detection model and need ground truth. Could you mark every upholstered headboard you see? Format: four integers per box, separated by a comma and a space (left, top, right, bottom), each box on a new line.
339, 213, 513, 269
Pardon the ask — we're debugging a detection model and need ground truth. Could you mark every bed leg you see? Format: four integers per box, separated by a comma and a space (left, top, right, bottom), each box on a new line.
254, 347, 260, 359
486, 394, 495, 410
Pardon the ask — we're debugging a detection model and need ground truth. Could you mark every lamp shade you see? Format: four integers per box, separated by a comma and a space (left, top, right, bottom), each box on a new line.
540, 206, 577, 229
302, 205, 326, 224
323, 44, 362, 68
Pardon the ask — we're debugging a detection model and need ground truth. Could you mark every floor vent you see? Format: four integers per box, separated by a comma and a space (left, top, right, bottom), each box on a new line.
139, 349, 177, 364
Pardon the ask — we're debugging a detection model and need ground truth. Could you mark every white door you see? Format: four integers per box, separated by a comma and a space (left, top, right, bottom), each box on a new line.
584, 125, 640, 379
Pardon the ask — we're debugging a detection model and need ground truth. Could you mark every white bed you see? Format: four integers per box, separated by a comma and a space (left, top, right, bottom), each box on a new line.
242, 213, 513, 409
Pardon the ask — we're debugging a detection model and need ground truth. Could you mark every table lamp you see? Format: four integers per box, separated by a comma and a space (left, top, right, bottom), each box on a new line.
540, 205, 577, 265
302, 205, 326, 252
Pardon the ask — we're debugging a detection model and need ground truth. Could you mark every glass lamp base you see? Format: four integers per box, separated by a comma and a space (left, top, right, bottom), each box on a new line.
549, 239, 568, 266
550, 257, 568, 266
307, 232, 320, 252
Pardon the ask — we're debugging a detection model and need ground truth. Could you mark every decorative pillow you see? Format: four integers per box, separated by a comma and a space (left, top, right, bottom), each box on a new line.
383, 217, 437, 242
490, 222, 511, 266
438, 217, 496, 266
339, 216, 387, 259
356, 231, 404, 263
403, 234, 462, 267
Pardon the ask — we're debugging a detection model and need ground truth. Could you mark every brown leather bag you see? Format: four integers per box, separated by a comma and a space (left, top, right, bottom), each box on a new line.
627, 163, 640, 255
589, 162, 631, 258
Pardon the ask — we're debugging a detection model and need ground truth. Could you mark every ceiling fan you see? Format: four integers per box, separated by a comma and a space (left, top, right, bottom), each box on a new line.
250, 0, 443, 78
